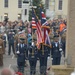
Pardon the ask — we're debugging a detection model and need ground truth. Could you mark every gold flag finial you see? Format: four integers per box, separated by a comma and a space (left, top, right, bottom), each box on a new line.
39, 4, 42, 8
36, 16, 38, 18
39, 4, 42, 7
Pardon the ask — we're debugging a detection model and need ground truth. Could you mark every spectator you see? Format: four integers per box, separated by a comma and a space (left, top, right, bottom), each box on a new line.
0, 23, 5, 33
1, 68, 15, 75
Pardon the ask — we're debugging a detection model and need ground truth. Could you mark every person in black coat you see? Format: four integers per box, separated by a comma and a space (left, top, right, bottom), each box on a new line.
28, 39, 38, 75
51, 36, 62, 65
7, 30, 15, 55
16, 38, 27, 73
38, 43, 50, 75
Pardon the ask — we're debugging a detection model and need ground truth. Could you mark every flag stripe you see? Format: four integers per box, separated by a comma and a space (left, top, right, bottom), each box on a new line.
31, 9, 37, 29
31, 8, 43, 48
40, 7, 51, 46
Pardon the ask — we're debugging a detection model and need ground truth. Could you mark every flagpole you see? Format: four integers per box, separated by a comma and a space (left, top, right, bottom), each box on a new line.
42, 43, 44, 55
31, 7, 34, 56
27, 21, 28, 45
42, 28, 44, 55
32, 28, 34, 56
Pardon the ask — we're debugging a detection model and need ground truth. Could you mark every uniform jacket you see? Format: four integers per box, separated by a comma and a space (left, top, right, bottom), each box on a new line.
8, 33, 15, 44
28, 45, 38, 60
51, 42, 61, 57
38, 44, 49, 57
0, 39, 5, 54
16, 43, 27, 62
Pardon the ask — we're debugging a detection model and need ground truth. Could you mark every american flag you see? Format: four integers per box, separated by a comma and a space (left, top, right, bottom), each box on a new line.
35, 16, 43, 48
31, 8, 43, 48
31, 8, 36, 29
40, 7, 51, 46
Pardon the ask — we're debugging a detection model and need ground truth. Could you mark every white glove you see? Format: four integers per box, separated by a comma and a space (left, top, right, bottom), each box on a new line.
48, 57, 50, 59
59, 48, 62, 51
32, 42, 34, 46
61, 51, 64, 55
16, 51, 20, 54
18, 43, 19, 46
51, 58, 53, 60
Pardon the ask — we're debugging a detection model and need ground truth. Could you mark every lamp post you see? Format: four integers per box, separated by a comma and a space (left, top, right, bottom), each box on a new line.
22, 0, 30, 22
30, 0, 33, 6
22, 0, 37, 22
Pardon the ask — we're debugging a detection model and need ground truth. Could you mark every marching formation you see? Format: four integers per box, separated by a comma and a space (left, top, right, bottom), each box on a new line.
0, 7, 66, 75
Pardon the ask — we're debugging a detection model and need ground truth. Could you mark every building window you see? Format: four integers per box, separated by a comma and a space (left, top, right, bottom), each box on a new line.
18, 14, 21, 20
25, 9, 27, 15
58, 0, 62, 10
45, 0, 49, 9
50, 0, 55, 11
4, 0, 8, 7
4, 13, 8, 19
18, 0, 22, 8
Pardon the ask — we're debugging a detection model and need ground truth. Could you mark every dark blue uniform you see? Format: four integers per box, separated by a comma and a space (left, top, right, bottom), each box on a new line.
8, 32, 15, 55
51, 41, 61, 65
47, 46, 51, 57
16, 43, 27, 73
38, 44, 50, 75
28, 45, 38, 75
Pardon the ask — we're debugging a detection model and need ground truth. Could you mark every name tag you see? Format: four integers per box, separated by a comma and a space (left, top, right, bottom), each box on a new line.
0, 46, 2, 48
16, 51, 20, 54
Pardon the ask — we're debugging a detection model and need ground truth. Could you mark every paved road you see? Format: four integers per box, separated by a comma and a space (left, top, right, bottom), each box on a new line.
0, 45, 65, 75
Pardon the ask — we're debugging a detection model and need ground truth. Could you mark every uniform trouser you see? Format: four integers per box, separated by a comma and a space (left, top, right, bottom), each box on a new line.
14, 41, 18, 51
29, 59, 37, 75
4, 41, 6, 48
63, 51, 65, 57
39, 56, 47, 75
0, 54, 3, 66
8, 43, 15, 55
26, 51, 28, 59
17, 62, 25, 73
52, 57, 61, 65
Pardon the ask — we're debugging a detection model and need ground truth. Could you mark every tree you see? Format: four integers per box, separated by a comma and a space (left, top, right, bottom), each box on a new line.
29, 0, 45, 21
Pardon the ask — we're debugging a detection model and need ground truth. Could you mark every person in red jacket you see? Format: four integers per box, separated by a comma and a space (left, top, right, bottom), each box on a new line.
1, 68, 15, 75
